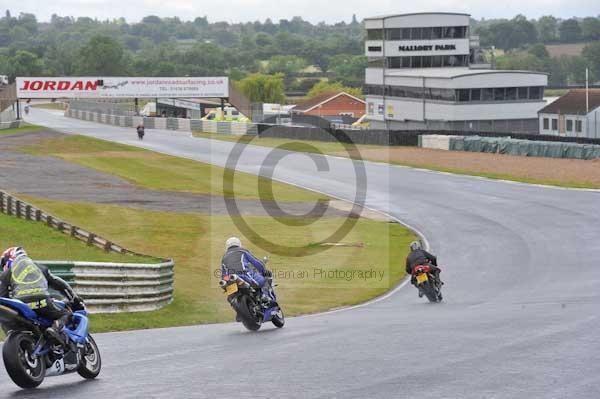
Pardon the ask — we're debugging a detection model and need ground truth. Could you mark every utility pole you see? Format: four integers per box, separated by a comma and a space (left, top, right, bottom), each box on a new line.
585, 68, 589, 115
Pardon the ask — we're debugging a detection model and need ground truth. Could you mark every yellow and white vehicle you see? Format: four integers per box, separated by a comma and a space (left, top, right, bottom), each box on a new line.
201, 107, 249, 122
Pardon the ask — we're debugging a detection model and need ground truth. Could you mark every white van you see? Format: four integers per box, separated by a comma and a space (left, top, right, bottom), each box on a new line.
0, 75, 8, 85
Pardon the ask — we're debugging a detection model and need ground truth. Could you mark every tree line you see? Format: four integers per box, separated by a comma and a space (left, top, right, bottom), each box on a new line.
0, 10, 599, 101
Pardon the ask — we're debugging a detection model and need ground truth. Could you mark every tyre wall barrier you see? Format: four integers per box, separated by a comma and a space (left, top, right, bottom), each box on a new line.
422, 134, 600, 160
0, 191, 175, 313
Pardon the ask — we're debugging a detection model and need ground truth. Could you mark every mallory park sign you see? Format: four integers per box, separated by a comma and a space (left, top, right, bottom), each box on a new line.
16, 77, 229, 99
398, 44, 457, 51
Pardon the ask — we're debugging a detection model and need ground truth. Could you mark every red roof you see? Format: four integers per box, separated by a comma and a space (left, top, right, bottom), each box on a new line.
292, 91, 365, 113
539, 89, 600, 115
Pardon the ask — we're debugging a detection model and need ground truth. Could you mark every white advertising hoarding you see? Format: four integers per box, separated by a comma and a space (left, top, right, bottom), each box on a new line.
16, 77, 229, 99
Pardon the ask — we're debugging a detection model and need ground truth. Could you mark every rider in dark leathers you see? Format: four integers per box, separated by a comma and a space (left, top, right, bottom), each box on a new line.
221, 237, 273, 303
405, 241, 442, 287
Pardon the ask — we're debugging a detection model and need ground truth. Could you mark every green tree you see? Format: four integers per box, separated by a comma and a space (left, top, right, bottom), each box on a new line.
77, 35, 127, 75
537, 16, 558, 42
559, 19, 582, 42
581, 17, 600, 40
265, 55, 306, 76
582, 42, 600, 82
307, 81, 363, 99
328, 55, 367, 87
7, 50, 45, 79
235, 73, 285, 103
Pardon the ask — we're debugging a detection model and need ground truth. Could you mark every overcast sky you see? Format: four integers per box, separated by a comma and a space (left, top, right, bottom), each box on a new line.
2, 0, 598, 24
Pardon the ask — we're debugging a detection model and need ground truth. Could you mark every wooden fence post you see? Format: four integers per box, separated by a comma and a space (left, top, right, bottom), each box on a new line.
0, 192, 4, 213
25, 205, 32, 220
35, 210, 41, 221
87, 233, 95, 246
15, 200, 22, 218
6, 197, 12, 215
47, 215, 53, 227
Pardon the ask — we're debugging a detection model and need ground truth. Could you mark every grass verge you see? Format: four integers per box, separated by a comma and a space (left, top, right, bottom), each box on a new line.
16, 196, 414, 333
21, 134, 326, 202
0, 124, 44, 136
0, 212, 149, 263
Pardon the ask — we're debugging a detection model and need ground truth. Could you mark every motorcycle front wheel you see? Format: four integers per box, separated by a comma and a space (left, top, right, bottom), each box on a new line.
2, 332, 46, 389
77, 334, 101, 379
272, 308, 285, 328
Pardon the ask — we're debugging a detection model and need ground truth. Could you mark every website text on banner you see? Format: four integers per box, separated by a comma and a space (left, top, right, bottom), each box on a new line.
16, 77, 229, 99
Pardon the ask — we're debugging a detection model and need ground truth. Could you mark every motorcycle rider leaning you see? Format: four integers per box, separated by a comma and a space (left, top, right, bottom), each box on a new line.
221, 237, 273, 304
0, 247, 83, 345
405, 241, 442, 287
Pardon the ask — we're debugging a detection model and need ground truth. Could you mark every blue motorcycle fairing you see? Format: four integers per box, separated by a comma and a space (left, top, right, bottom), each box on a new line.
262, 306, 280, 322
0, 297, 52, 327
64, 311, 89, 344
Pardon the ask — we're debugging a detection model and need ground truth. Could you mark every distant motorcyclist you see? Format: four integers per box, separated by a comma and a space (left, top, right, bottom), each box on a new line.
406, 241, 442, 288
136, 123, 145, 140
0, 247, 83, 345
221, 237, 273, 304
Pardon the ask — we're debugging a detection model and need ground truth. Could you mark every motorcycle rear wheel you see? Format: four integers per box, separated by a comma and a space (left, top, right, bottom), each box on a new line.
2, 332, 45, 389
237, 295, 261, 331
422, 281, 440, 303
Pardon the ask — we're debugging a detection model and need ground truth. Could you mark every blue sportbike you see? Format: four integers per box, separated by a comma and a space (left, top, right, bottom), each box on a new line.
219, 258, 284, 331
0, 297, 101, 389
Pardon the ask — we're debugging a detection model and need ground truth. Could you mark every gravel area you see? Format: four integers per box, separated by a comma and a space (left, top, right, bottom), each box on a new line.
0, 130, 353, 218
340, 146, 600, 187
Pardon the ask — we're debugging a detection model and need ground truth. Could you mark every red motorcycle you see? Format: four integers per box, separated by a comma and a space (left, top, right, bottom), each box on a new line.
412, 264, 443, 303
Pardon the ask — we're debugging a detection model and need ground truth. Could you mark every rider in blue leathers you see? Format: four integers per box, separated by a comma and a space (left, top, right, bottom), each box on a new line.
221, 237, 273, 303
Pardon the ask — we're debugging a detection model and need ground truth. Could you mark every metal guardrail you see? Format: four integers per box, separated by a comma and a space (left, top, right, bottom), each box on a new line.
0, 191, 175, 313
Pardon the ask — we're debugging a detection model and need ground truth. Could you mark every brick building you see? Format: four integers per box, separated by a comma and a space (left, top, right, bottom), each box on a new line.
291, 92, 366, 120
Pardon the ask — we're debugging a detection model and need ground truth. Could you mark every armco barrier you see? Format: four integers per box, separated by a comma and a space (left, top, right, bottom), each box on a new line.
0, 191, 174, 313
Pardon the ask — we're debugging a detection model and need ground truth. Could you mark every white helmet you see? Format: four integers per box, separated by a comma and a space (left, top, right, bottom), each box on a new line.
225, 237, 241, 250
409, 241, 422, 251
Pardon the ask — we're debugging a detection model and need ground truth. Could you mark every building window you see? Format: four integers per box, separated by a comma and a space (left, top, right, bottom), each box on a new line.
377, 104, 384, 115
576, 120, 583, 132
386, 28, 402, 40
494, 88, 505, 101
368, 103, 374, 114
367, 29, 383, 40
421, 27, 432, 40
458, 89, 470, 102
506, 87, 517, 100
566, 119, 573, 132
482, 88, 494, 101
382, 26, 467, 41
552, 118, 558, 131
518, 87, 529, 100
529, 87, 542, 100
543, 118, 549, 130
368, 46, 382, 52
411, 27, 423, 40
470, 89, 481, 101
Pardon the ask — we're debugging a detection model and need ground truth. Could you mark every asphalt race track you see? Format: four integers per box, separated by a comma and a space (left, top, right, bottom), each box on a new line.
1, 108, 598, 398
